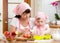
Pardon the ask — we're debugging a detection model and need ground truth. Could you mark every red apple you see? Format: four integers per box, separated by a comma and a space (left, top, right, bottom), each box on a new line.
7, 35, 13, 41
23, 34, 28, 38
23, 34, 31, 38
27, 34, 31, 38
11, 32, 16, 37
4, 31, 10, 37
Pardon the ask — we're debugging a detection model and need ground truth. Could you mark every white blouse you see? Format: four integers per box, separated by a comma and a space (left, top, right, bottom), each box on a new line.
10, 18, 35, 32
32, 24, 50, 35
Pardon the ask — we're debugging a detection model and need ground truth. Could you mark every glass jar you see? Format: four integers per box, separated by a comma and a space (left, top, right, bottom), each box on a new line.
51, 28, 60, 40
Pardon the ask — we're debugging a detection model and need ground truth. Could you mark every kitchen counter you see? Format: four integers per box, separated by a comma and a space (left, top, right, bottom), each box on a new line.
49, 25, 60, 28
0, 40, 60, 43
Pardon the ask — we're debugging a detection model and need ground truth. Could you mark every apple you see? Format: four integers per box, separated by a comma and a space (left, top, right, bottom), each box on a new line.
23, 34, 28, 38
7, 35, 13, 41
23, 34, 31, 39
11, 32, 16, 37
4, 31, 10, 37
27, 34, 31, 38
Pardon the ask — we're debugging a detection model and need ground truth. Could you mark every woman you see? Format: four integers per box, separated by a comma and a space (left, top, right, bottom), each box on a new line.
10, 2, 34, 34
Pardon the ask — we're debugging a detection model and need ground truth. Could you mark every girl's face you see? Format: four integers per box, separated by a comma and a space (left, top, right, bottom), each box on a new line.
35, 18, 45, 26
21, 13, 30, 20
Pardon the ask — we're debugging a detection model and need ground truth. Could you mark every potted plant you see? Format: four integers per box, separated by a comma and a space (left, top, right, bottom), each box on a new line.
51, 1, 60, 25
55, 13, 60, 20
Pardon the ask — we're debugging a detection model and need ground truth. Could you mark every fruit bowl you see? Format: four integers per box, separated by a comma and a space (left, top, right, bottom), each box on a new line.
15, 37, 28, 41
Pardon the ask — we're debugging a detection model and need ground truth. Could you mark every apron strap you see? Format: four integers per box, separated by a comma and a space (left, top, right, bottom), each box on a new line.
18, 19, 31, 32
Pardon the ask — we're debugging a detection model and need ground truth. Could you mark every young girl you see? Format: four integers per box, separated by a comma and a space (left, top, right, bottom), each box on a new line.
32, 12, 50, 36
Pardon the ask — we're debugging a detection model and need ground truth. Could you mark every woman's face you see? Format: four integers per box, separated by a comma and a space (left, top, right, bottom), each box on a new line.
35, 18, 45, 26
21, 13, 30, 20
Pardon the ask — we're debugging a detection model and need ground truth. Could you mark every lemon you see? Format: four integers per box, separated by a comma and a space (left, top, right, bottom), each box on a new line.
16, 31, 18, 35
33, 34, 52, 40
33, 35, 44, 40
44, 34, 52, 40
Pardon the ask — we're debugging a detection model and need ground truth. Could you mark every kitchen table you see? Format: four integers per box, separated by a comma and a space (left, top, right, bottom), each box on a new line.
16, 40, 60, 43
0, 40, 60, 43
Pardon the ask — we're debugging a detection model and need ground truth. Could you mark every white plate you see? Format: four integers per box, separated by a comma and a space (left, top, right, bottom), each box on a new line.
34, 39, 53, 43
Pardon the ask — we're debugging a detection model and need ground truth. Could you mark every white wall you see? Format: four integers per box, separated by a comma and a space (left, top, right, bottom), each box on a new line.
8, 0, 24, 18
8, 0, 24, 30
31, 0, 35, 17
0, 0, 3, 34
8, 0, 24, 3
57, 2, 60, 17
35, 0, 60, 21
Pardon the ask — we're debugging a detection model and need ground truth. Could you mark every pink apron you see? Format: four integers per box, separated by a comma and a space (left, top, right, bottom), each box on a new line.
36, 25, 45, 35
18, 19, 31, 34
